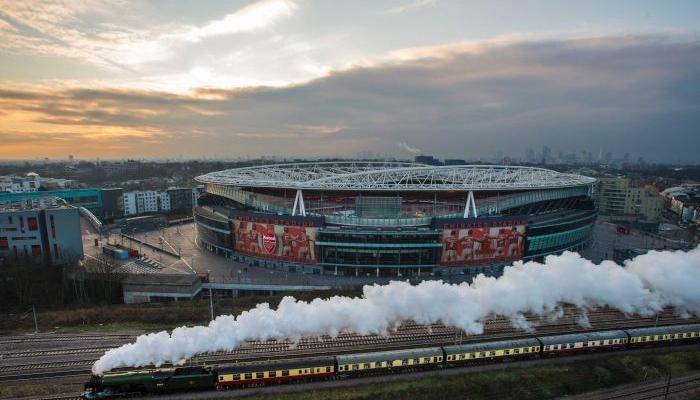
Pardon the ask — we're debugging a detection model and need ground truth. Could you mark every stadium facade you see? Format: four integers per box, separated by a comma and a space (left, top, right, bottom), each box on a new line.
194, 162, 597, 277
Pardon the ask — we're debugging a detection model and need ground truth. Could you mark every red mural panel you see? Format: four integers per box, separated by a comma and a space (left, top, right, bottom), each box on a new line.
232, 219, 318, 264
439, 219, 527, 266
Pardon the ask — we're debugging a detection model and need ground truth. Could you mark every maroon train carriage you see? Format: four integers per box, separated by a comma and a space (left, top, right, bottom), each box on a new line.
216, 357, 335, 389
443, 337, 541, 366
626, 324, 700, 347
540, 330, 628, 356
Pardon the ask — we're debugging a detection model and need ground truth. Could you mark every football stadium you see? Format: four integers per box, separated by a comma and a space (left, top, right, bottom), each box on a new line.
194, 162, 597, 277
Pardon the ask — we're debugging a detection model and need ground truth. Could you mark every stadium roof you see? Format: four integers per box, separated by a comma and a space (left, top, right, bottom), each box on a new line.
195, 162, 596, 191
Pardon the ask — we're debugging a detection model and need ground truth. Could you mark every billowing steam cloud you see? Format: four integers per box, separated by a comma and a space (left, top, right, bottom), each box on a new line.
93, 246, 700, 373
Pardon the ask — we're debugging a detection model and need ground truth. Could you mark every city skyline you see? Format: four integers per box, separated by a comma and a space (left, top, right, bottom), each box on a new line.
1, 1, 699, 162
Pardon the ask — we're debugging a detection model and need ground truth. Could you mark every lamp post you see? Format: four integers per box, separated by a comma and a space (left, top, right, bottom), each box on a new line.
208, 270, 214, 322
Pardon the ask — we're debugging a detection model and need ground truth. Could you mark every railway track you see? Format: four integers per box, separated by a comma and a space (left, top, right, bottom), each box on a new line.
1, 308, 697, 383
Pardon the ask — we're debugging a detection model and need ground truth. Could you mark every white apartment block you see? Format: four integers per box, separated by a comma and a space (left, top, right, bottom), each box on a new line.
123, 190, 171, 216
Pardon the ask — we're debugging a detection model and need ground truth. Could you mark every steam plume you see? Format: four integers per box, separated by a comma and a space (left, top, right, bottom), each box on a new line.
399, 142, 421, 154
93, 246, 700, 373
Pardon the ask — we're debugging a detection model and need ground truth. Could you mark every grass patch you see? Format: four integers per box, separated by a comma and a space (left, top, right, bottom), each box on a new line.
1, 289, 363, 335
215, 348, 700, 400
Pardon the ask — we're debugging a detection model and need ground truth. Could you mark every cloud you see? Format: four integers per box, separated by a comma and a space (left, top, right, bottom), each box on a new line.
384, 0, 437, 15
178, 0, 298, 42
1, 35, 699, 162
0, 0, 298, 71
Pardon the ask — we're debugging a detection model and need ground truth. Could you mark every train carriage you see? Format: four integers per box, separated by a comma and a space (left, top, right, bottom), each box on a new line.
443, 338, 540, 365
540, 330, 628, 356
626, 324, 700, 346
336, 347, 443, 375
216, 356, 335, 389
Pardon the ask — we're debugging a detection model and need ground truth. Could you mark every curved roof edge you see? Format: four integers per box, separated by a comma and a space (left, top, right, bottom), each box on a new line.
195, 162, 596, 191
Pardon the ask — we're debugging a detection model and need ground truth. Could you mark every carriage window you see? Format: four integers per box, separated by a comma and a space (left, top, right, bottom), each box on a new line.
255, 373, 263, 379
523, 348, 529, 353
219, 376, 224, 381
282, 370, 289, 376
504, 350, 510, 355
268, 371, 276, 377
232, 374, 240, 380
326, 367, 331, 372
489, 351, 495, 356
352, 364, 359, 371
364, 363, 370, 369
514, 349, 519, 354
402, 359, 408, 366
244, 373, 252, 380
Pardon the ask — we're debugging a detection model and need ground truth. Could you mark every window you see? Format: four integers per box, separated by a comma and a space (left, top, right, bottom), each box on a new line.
489, 351, 495, 356
523, 348, 529, 353
282, 370, 289, 376
0, 237, 7, 249
255, 372, 263, 379
402, 359, 408, 366
514, 349, 519, 354
27, 217, 38, 231
244, 373, 252, 380
268, 371, 276, 377
504, 350, 510, 355
232, 374, 240, 380
363, 363, 370, 369
479, 352, 485, 357
544, 346, 549, 351
7, 216, 12, 224
219, 376, 224, 381
326, 367, 331, 373
352, 364, 359, 371
31, 245, 41, 256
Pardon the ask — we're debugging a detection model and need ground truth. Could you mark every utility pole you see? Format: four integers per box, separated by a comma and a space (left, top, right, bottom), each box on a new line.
208, 270, 214, 322
663, 374, 671, 400
32, 304, 39, 334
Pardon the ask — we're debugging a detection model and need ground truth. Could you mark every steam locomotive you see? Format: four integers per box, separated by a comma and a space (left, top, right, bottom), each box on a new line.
84, 323, 700, 399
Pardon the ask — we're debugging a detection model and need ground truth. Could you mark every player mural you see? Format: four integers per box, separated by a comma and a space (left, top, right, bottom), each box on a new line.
438, 218, 527, 266
231, 212, 320, 264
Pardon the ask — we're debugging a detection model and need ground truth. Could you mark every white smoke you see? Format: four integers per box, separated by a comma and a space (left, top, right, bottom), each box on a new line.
399, 142, 422, 154
93, 246, 700, 373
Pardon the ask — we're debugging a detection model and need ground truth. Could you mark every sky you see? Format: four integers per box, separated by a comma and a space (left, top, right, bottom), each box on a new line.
1, 0, 699, 162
